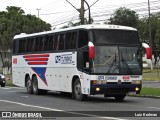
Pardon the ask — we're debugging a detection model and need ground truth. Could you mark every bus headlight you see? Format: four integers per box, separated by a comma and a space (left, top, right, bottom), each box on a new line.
132, 80, 141, 84
92, 80, 107, 84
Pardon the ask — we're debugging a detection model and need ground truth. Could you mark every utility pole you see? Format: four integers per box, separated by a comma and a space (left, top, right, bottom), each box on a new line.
148, 0, 153, 70
66, 0, 99, 25
80, 0, 85, 25
83, 0, 91, 24
36, 8, 41, 18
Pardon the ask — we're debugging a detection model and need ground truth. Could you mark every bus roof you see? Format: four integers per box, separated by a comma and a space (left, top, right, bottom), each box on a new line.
13, 24, 137, 39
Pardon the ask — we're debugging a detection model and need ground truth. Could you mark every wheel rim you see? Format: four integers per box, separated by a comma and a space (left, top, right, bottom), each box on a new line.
74, 83, 81, 98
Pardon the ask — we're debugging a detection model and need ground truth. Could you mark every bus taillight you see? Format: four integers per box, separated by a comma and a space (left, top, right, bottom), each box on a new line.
88, 41, 95, 59
142, 43, 152, 59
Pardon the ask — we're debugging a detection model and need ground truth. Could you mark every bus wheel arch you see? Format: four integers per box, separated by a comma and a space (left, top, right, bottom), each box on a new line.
72, 76, 87, 101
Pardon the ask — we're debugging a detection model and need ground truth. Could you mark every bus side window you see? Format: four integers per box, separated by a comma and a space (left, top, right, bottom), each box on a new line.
18, 40, 22, 53
35, 36, 44, 52
66, 32, 77, 50
49, 35, 54, 51
66, 32, 71, 49
19, 39, 27, 53
53, 34, 58, 51
44, 35, 49, 51
23, 39, 27, 53
78, 30, 88, 48
59, 34, 65, 50
71, 32, 77, 49
31, 38, 35, 52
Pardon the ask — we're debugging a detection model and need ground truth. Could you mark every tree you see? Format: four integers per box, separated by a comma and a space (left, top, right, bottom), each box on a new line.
61, 17, 94, 28
137, 12, 160, 64
0, 6, 52, 74
108, 7, 139, 28
0, 6, 51, 51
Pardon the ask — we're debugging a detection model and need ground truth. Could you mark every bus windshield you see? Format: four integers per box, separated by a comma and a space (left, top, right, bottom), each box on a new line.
92, 29, 142, 75
93, 46, 142, 75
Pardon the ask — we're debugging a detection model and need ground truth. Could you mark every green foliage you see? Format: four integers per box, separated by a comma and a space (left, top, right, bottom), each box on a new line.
137, 12, 160, 50
109, 7, 139, 28
140, 87, 160, 96
61, 17, 94, 28
108, 6, 160, 53
0, 6, 51, 51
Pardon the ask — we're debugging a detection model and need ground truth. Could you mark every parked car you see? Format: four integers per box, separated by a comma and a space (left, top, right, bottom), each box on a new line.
0, 73, 6, 87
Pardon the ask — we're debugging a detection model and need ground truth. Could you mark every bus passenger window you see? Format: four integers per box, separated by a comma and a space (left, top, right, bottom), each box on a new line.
71, 32, 77, 49
66, 32, 77, 49
78, 30, 88, 48
59, 34, 65, 50
49, 35, 53, 51
35, 37, 44, 52
44, 36, 49, 51
53, 35, 58, 51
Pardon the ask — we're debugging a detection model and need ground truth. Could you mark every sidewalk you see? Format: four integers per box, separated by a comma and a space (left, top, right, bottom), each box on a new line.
142, 80, 160, 88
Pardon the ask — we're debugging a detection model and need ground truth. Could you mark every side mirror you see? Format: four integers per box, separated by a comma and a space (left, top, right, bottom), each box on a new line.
142, 43, 152, 59
88, 41, 95, 59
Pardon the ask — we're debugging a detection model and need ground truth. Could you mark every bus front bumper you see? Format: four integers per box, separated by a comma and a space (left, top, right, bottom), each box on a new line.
90, 84, 142, 95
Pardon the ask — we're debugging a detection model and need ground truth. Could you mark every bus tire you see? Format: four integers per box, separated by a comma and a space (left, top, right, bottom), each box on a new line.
73, 78, 87, 101
32, 76, 41, 95
26, 76, 33, 94
114, 94, 126, 101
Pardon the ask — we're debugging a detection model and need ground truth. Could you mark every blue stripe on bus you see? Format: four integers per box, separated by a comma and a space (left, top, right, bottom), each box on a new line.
31, 67, 48, 86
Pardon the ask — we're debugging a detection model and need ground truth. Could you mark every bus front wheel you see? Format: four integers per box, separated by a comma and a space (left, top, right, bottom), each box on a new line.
26, 76, 33, 94
114, 94, 126, 101
73, 78, 87, 101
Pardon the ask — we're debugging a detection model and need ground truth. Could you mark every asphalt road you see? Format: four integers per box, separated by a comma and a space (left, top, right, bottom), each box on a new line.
0, 86, 160, 120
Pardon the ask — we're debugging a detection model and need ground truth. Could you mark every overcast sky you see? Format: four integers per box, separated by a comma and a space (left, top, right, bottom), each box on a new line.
0, 0, 158, 27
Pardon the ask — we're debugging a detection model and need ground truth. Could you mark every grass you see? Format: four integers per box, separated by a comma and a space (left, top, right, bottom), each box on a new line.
5, 74, 13, 86
143, 69, 160, 81
134, 87, 160, 97
6, 80, 13, 86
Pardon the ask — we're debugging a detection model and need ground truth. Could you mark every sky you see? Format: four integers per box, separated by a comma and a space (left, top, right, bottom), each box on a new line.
0, 0, 159, 28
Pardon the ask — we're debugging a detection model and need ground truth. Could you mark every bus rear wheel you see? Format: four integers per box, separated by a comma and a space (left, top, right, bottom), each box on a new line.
32, 76, 41, 95
114, 94, 126, 101
73, 78, 87, 101
26, 76, 33, 94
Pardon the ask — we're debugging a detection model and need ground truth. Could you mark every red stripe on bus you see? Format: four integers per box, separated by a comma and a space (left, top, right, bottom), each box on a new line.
23, 54, 49, 58
25, 58, 48, 61
28, 62, 47, 65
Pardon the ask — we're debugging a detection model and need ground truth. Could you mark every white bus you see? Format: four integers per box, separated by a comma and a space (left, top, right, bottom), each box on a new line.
12, 25, 151, 101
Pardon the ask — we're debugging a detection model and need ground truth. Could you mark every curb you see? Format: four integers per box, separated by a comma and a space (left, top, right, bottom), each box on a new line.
128, 95, 160, 99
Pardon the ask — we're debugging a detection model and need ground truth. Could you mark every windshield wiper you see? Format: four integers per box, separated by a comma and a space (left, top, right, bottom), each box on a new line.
121, 53, 132, 74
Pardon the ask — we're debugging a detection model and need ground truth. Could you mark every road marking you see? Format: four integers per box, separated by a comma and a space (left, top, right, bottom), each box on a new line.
0, 87, 25, 89
0, 88, 11, 89
8, 91, 17, 93
148, 107, 160, 110
21, 96, 29, 98
6, 87, 25, 89
0, 99, 127, 120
